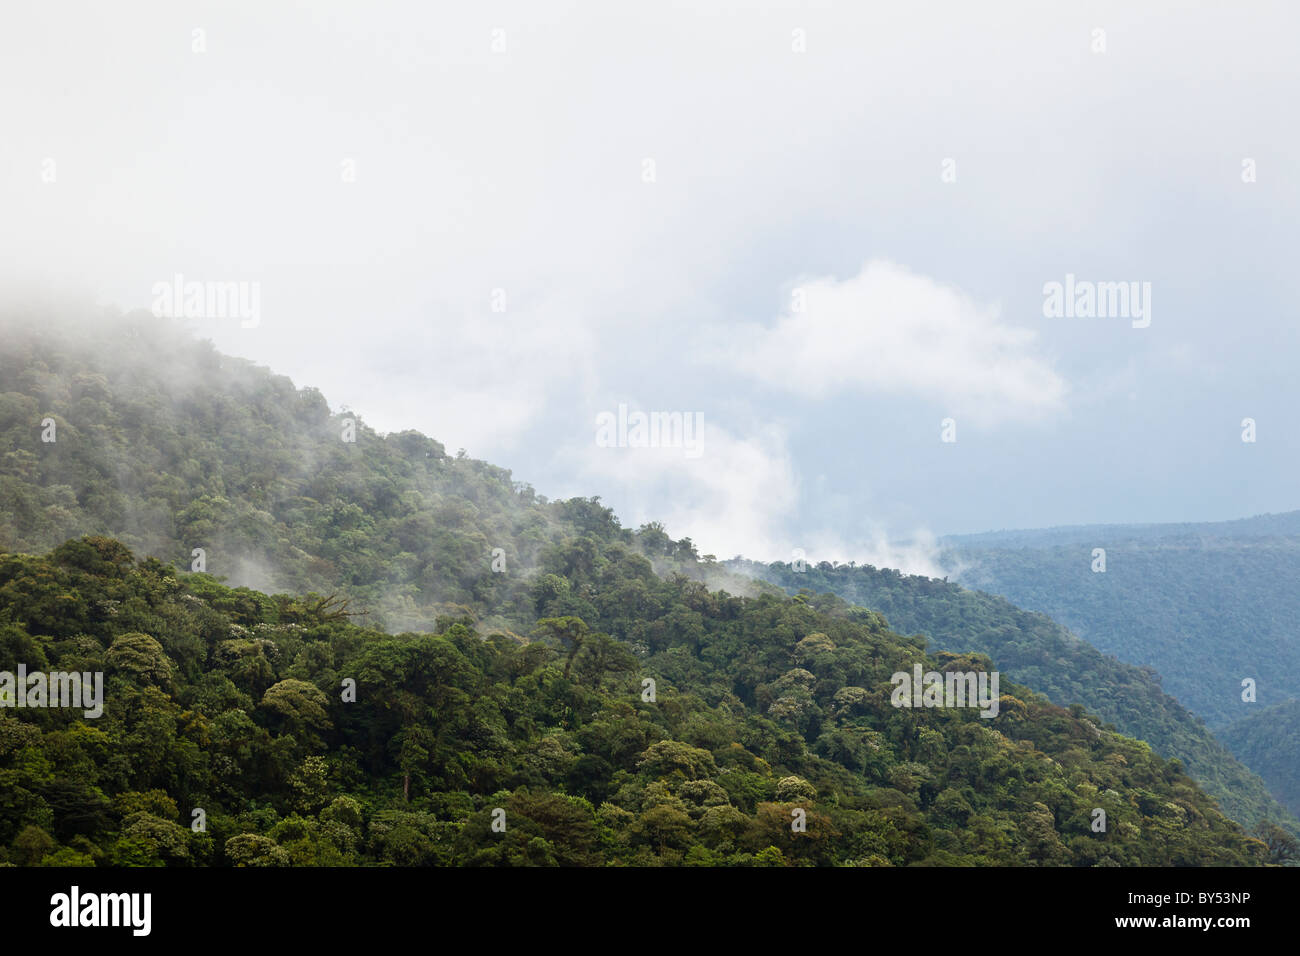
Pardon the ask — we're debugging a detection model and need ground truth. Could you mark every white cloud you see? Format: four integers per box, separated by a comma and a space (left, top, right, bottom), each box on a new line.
726, 260, 1067, 425
796, 527, 951, 580
348, 290, 601, 455
566, 417, 798, 561
568, 425, 954, 572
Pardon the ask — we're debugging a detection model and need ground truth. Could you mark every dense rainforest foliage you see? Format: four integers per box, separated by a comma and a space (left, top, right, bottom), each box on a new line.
734, 560, 1299, 836
939, 518, 1300, 822
0, 308, 1292, 865
0, 311, 583, 637
1220, 701, 1300, 819
0, 536, 1282, 867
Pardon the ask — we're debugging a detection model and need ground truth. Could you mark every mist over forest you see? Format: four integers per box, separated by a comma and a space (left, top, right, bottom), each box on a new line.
1, 7, 1297, 940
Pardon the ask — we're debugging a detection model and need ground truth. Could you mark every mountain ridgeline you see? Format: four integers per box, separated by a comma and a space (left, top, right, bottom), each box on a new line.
943, 519, 1300, 729
941, 519, 1300, 819
0, 307, 1292, 865
0, 308, 627, 636
1220, 700, 1300, 820
730, 559, 1298, 837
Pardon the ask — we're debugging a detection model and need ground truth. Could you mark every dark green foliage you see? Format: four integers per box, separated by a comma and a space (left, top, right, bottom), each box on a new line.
934, 518, 1300, 828
0, 312, 585, 635
0, 540, 1272, 866
735, 558, 1299, 839
1220, 701, 1300, 819
0, 313, 1281, 866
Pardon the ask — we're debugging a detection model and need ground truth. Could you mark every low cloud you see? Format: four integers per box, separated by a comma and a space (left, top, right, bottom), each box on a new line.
725, 260, 1067, 426
568, 416, 798, 561
796, 527, 952, 580
569, 414, 953, 577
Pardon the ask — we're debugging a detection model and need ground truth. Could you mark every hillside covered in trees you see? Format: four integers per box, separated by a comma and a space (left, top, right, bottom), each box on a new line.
733, 560, 1298, 836
1220, 700, 1300, 819
940, 518, 1300, 820
942, 518, 1300, 728
0, 308, 627, 636
0, 308, 1292, 866
0, 536, 1282, 866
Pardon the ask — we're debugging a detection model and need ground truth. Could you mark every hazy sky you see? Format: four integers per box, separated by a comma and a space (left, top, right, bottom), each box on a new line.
3, 1, 1298, 569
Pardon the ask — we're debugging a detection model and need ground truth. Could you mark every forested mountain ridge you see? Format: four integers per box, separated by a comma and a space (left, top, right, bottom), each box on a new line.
1220, 701, 1300, 819
945, 512, 1300, 550
0, 308, 1291, 865
0, 309, 652, 635
937, 516, 1300, 821
0, 536, 1281, 866
941, 524, 1300, 729
731, 560, 1300, 837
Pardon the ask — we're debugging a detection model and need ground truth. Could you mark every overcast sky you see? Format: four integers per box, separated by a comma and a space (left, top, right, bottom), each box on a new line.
3, 1, 1297, 570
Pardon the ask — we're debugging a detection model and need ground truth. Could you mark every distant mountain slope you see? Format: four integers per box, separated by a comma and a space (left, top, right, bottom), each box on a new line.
730, 559, 1299, 837
1220, 700, 1300, 819
940, 523, 1300, 730
945, 512, 1300, 550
